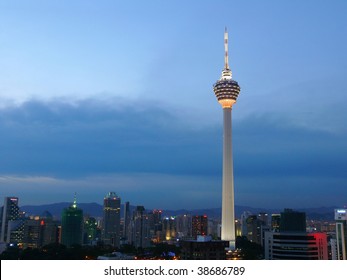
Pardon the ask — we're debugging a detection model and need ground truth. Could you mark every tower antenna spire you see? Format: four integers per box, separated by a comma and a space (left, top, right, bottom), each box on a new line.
221, 27, 232, 80
73, 192, 77, 208
224, 27, 229, 70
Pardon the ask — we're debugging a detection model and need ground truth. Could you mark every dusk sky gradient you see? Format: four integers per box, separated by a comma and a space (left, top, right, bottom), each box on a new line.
0, 0, 347, 210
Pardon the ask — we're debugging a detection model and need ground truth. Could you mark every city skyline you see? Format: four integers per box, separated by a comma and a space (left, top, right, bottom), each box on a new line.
0, 1, 347, 210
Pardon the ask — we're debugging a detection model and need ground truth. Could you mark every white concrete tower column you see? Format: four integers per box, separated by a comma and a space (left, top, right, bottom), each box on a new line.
222, 107, 235, 249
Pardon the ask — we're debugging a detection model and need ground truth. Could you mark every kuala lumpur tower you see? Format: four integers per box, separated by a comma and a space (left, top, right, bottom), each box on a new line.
213, 28, 241, 250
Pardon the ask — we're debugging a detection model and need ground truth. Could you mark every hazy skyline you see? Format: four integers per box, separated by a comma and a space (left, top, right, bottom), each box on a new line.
0, 1, 347, 209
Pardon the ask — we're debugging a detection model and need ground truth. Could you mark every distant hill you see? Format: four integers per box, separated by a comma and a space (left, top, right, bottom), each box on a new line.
21, 202, 103, 219
21, 203, 337, 221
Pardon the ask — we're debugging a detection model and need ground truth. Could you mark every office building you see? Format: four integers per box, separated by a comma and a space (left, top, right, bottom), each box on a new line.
6, 219, 25, 246
264, 231, 328, 260
271, 214, 281, 232
240, 211, 252, 236
84, 216, 98, 245
245, 215, 263, 245
334, 208, 347, 260
23, 219, 42, 249
163, 217, 176, 242
192, 215, 208, 239
123, 201, 130, 240
176, 214, 192, 239
148, 210, 163, 243
279, 209, 306, 232
102, 192, 121, 248
1, 197, 20, 242
180, 236, 229, 260
61, 196, 83, 247
130, 206, 150, 248
40, 211, 59, 246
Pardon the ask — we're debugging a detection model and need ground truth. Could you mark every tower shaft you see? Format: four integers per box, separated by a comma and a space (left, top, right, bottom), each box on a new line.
222, 108, 235, 250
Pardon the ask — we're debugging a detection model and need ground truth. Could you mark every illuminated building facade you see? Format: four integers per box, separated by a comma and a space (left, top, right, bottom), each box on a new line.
213, 28, 241, 250
7, 219, 25, 245
129, 206, 150, 248
61, 196, 83, 247
176, 214, 192, 239
163, 217, 176, 241
40, 211, 59, 246
245, 215, 263, 245
180, 236, 229, 260
148, 210, 163, 243
271, 214, 281, 232
84, 216, 98, 245
23, 219, 42, 249
264, 232, 328, 260
102, 192, 121, 248
192, 215, 208, 239
334, 209, 347, 260
0, 197, 20, 242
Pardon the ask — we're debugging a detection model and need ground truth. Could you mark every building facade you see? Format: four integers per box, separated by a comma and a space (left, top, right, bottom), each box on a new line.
264, 232, 328, 260
180, 236, 229, 260
61, 197, 83, 247
129, 206, 150, 248
102, 192, 121, 248
1, 197, 20, 242
192, 215, 208, 239
279, 209, 306, 232
334, 209, 347, 260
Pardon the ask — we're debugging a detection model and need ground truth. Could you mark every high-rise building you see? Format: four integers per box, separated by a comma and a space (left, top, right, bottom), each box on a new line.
163, 217, 176, 241
61, 196, 83, 247
271, 214, 281, 232
84, 216, 98, 245
279, 209, 306, 232
148, 210, 162, 243
129, 206, 150, 248
1, 197, 20, 242
23, 219, 42, 249
102, 192, 121, 248
192, 215, 208, 239
257, 212, 269, 226
264, 232, 328, 260
123, 201, 130, 240
213, 28, 241, 250
240, 211, 252, 237
334, 209, 347, 260
6, 219, 25, 245
40, 211, 59, 246
176, 214, 192, 239
245, 215, 263, 245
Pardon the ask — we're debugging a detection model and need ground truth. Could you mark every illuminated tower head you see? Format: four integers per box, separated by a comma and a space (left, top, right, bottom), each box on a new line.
213, 28, 241, 108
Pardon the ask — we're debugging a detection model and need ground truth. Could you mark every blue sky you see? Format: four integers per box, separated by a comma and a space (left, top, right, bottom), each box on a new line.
0, 0, 346, 210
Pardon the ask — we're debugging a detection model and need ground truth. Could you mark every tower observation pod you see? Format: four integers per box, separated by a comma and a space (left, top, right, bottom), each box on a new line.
213, 28, 241, 250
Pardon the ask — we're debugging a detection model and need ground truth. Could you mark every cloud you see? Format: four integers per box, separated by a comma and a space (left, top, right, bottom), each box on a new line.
0, 98, 222, 177
0, 97, 346, 209
0, 173, 221, 210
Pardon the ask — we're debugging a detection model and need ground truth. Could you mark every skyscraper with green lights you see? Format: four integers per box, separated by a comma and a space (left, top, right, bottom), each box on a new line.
61, 196, 83, 247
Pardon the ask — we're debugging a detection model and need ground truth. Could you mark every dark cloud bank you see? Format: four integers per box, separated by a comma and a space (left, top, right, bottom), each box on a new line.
0, 98, 346, 208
